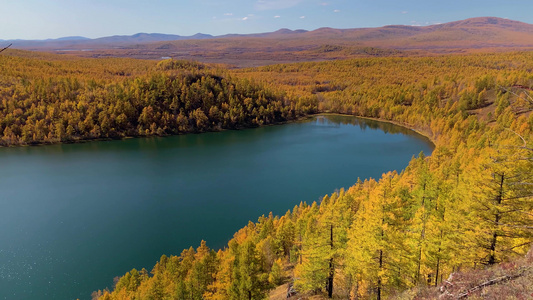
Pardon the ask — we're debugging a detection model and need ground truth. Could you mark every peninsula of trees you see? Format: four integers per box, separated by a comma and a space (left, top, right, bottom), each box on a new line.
0, 52, 313, 147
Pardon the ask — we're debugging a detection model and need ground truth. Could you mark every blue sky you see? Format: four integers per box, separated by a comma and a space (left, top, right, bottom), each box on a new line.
0, 0, 531, 40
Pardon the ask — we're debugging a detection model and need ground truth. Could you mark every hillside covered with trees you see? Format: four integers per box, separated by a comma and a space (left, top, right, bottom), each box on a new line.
0, 51, 313, 147
1, 49, 532, 299
93, 52, 532, 299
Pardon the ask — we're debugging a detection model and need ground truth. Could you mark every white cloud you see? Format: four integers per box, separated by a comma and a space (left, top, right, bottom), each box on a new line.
224, 13, 233, 16
274, 15, 281, 18
255, 0, 304, 11
300, 16, 305, 19
242, 17, 249, 21
401, 11, 408, 14
334, 9, 340, 13
320, 2, 329, 6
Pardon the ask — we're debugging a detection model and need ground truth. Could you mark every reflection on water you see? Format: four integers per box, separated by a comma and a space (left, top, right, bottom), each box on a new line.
317, 114, 420, 136
0, 115, 433, 300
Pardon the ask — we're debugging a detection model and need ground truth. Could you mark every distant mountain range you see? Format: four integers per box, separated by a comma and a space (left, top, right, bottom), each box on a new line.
0, 32, 214, 49
4, 17, 533, 67
0, 29, 316, 46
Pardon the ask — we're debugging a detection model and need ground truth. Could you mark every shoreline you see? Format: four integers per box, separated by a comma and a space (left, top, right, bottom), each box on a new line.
314, 112, 436, 146
0, 116, 308, 148
354, 116, 436, 145
0, 112, 436, 149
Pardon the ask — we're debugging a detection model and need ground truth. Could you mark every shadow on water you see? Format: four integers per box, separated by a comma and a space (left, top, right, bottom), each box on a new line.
316, 114, 422, 136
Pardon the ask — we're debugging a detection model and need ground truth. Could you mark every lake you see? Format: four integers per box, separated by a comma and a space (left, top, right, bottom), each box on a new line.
0, 115, 433, 299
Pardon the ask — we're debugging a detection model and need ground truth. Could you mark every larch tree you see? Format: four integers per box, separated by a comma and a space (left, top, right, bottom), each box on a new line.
468, 129, 533, 265
229, 239, 268, 300
347, 173, 411, 299
294, 214, 330, 294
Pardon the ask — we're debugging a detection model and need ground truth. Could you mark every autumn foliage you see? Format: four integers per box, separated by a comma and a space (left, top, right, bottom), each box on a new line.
1, 49, 532, 299
0, 52, 312, 147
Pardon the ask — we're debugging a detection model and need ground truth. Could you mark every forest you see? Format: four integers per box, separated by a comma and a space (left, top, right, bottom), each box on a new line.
0, 51, 314, 147
1, 49, 532, 299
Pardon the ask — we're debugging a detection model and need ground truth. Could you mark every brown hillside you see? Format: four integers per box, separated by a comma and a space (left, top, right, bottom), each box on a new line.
14, 17, 533, 67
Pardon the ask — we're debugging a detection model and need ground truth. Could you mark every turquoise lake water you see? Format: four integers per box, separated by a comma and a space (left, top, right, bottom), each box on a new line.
0, 115, 433, 299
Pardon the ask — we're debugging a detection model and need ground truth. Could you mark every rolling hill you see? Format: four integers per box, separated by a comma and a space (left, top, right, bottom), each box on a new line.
5, 17, 533, 67
1, 32, 213, 50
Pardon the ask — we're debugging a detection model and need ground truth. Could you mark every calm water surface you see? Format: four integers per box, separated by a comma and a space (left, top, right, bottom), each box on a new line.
0, 115, 433, 299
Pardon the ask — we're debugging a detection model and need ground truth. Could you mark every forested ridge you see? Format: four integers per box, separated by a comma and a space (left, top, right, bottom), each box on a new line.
1, 50, 533, 299
0, 50, 313, 146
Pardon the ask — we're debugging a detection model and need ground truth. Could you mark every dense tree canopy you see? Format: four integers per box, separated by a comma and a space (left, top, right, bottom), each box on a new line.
1, 50, 532, 299
0, 53, 311, 146
89, 52, 533, 299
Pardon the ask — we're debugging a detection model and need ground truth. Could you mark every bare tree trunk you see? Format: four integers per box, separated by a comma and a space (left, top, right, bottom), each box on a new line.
435, 229, 444, 286
0, 43, 12, 53
435, 257, 440, 286
377, 249, 383, 300
488, 173, 505, 265
416, 183, 427, 282
327, 224, 334, 298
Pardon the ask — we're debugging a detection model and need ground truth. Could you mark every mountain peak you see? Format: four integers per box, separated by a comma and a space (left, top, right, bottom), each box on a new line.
431, 16, 532, 30
190, 33, 213, 39
53, 36, 90, 41
273, 28, 308, 35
